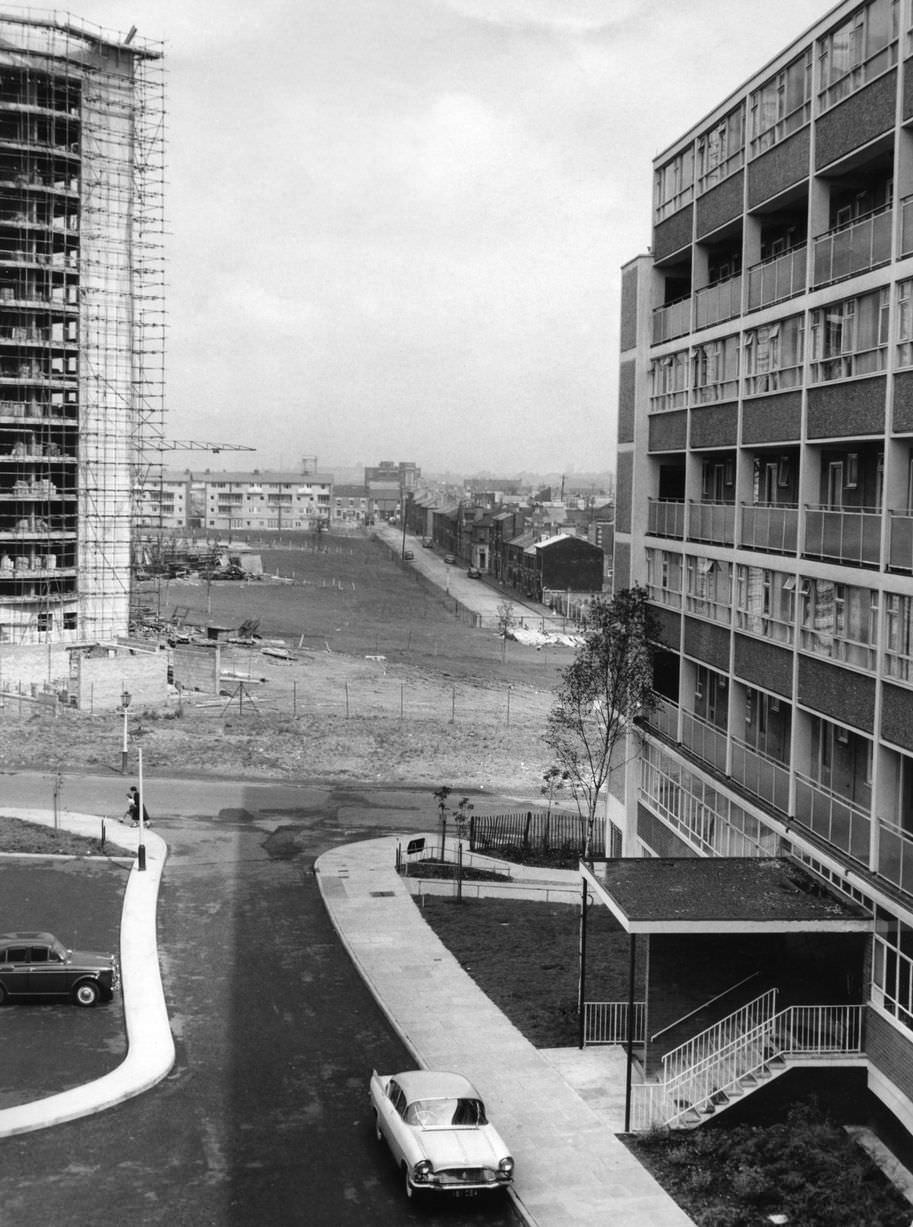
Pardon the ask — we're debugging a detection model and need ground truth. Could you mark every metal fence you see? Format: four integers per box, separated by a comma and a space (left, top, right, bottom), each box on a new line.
469, 808, 587, 855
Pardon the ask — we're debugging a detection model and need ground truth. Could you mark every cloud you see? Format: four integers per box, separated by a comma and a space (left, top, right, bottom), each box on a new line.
435, 0, 641, 34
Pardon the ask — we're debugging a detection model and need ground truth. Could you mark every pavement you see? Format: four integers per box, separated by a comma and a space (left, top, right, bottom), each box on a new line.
0, 809, 174, 1139
316, 835, 696, 1227
5, 805, 695, 1225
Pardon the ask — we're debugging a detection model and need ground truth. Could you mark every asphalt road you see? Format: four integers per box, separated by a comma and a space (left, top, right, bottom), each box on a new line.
0, 771, 523, 1227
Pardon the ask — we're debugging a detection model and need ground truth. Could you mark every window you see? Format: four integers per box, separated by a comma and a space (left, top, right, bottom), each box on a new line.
735, 566, 795, 643
654, 146, 694, 222
873, 904, 913, 1033
749, 51, 812, 155
697, 106, 745, 191
809, 289, 889, 381
897, 279, 913, 368
692, 335, 739, 403
649, 349, 689, 411
646, 548, 683, 608
743, 314, 804, 394
800, 578, 878, 668
885, 593, 913, 682
819, 0, 899, 109
686, 556, 732, 622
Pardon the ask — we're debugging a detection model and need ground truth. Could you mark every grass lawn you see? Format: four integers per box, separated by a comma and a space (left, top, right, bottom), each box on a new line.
0, 815, 108, 856
418, 892, 913, 1227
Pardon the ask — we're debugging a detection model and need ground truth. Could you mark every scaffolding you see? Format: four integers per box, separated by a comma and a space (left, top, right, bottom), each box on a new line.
0, 10, 164, 647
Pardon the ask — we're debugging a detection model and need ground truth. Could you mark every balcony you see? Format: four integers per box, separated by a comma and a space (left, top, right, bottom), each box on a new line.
803, 506, 881, 567
652, 296, 691, 344
647, 498, 685, 540
729, 739, 791, 812
739, 503, 799, 554
679, 709, 728, 773
688, 500, 735, 546
694, 274, 742, 329
888, 511, 913, 573
793, 772, 870, 863
747, 245, 807, 310
644, 693, 679, 741
812, 207, 892, 288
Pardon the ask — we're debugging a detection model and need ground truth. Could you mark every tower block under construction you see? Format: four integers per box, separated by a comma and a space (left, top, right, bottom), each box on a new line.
0, 14, 164, 645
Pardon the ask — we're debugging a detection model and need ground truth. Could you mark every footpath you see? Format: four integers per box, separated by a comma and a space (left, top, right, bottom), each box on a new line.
0, 809, 174, 1139
316, 834, 696, 1227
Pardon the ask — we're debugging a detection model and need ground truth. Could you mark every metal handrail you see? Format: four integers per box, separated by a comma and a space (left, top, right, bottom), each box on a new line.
651, 972, 761, 1043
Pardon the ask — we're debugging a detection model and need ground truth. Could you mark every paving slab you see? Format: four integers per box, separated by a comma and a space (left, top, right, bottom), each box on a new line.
316, 835, 696, 1227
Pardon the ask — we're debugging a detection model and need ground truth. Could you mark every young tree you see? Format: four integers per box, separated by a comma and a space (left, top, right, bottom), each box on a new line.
496, 600, 516, 661
544, 586, 658, 859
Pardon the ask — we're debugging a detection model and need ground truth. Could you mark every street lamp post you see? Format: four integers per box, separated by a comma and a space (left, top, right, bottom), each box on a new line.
137, 747, 147, 872
120, 689, 131, 774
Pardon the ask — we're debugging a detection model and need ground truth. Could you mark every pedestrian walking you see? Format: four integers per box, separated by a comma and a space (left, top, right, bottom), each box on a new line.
125, 785, 151, 828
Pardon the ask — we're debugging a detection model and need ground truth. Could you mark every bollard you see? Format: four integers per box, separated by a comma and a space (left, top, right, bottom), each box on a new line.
138, 842, 146, 871
101, 818, 106, 850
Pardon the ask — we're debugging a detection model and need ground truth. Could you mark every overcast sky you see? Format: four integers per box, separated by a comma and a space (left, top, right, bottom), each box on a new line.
68, 0, 833, 477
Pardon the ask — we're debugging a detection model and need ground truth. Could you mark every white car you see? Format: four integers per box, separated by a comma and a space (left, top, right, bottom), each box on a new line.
369, 1069, 514, 1200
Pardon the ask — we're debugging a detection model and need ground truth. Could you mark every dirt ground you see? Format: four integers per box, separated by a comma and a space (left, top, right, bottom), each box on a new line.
0, 534, 570, 797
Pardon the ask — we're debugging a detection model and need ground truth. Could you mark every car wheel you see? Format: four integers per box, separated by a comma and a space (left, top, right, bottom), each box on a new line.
0, 982, 6, 1005
73, 980, 100, 1007
373, 1111, 382, 1142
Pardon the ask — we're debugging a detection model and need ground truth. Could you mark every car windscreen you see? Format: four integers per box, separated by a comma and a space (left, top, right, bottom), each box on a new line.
404, 1097, 487, 1127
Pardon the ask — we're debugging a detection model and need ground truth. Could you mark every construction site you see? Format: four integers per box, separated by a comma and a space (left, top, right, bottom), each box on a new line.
0, 12, 165, 707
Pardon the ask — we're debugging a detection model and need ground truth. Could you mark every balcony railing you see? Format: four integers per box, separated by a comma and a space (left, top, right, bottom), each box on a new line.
888, 511, 913, 573
645, 693, 680, 741
747, 244, 807, 310
679, 709, 728, 773
803, 506, 881, 567
695, 274, 742, 329
877, 816, 913, 894
793, 772, 870, 864
688, 500, 735, 546
729, 739, 791, 812
652, 296, 691, 344
739, 502, 799, 554
812, 208, 892, 287
647, 498, 685, 540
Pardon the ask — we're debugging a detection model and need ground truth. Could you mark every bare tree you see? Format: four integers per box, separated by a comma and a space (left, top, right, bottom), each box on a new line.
544, 586, 657, 859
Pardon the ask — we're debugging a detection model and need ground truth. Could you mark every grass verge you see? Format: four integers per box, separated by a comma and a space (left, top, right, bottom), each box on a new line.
0, 815, 107, 856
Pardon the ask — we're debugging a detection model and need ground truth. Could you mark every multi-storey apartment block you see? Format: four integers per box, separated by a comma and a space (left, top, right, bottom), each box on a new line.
613, 0, 913, 1136
200, 471, 332, 532
0, 15, 163, 645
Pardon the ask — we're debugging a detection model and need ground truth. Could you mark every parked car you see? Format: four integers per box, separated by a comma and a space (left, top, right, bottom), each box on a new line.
421, 539, 433, 548
403, 550, 414, 561
0, 931, 118, 1007
466, 567, 481, 579
443, 554, 456, 564
370, 1068, 514, 1200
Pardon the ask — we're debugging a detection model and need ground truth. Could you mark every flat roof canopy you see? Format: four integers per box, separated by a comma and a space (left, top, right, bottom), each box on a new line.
581, 857, 871, 936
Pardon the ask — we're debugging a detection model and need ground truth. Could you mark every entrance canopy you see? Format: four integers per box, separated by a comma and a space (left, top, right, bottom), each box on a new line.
581, 857, 871, 936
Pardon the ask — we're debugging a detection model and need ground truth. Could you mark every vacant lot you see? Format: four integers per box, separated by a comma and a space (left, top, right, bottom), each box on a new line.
0, 533, 569, 792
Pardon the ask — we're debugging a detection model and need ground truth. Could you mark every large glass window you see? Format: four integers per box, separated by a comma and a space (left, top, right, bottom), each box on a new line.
697, 105, 744, 192
819, 0, 899, 109
743, 315, 804, 394
649, 349, 689, 411
873, 905, 913, 1033
897, 279, 913, 368
692, 335, 739, 403
654, 145, 694, 222
885, 592, 913, 682
809, 288, 889, 381
646, 548, 683, 608
685, 556, 732, 622
749, 51, 812, 155
735, 566, 795, 643
799, 578, 878, 669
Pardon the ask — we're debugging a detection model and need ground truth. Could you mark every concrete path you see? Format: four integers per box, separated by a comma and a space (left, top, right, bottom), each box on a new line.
316, 834, 696, 1227
0, 809, 174, 1138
